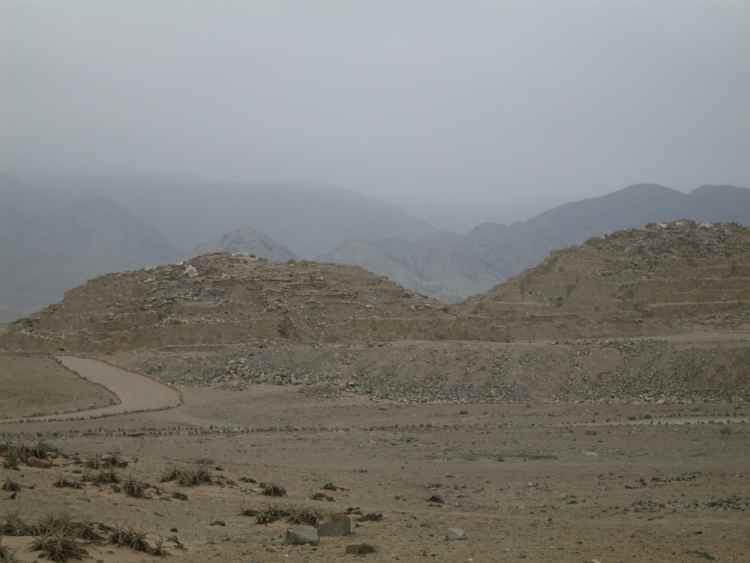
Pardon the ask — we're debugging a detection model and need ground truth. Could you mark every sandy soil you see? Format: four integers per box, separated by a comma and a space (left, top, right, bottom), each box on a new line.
0, 357, 182, 423
0, 354, 116, 419
1, 377, 748, 563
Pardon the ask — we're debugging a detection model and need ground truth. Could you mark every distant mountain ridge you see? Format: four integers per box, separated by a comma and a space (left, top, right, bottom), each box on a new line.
194, 226, 296, 262
0, 177, 179, 321
329, 184, 750, 301
2, 175, 750, 320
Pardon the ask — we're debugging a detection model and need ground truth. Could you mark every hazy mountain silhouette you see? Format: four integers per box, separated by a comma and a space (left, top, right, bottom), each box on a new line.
0, 177, 178, 320
194, 226, 296, 262
330, 184, 750, 301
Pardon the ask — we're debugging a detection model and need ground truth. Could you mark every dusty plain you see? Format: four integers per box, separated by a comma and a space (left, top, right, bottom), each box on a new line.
1, 349, 749, 563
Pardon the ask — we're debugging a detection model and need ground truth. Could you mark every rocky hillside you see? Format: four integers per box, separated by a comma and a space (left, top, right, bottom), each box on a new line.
3, 253, 451, 352
462, 220, 750, 337
332, 184, 750, 301
4, 221, 750, 353
194, 226, 296, 262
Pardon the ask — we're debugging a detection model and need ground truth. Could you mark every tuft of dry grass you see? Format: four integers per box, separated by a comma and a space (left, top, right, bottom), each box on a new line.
30, 535, 87, 562
122, 478, 149, 499
83, 469, 120, 486
245, 505, 322, 526
0, 512, 31, 536
53, 478, 83, 490
260, 482, 287, 497
108, 526, 152, 553
1, 441, 60, 469
161, 464, 212, 487
83, 452, 128, 470
1, 479, 21, 493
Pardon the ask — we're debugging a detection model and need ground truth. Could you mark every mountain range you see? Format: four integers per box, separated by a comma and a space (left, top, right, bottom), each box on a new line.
328, 184, 750, 301
1, 174, 749, 321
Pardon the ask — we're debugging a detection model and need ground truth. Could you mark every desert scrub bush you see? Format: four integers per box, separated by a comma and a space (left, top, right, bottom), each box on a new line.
260, 482, 286, 497
0, 512, 31, 536
30, 535, 87, 562
27, 440, 59, 460
1, 479, 20, 493
108, 526, 149, 552
30, 513, 104, 544
1, 441, 59, 467
247, 506, 287, 525
83, 469, 120, 485
245, 505, 321, 526
84, 452, 128, 470
122, 478, 149, 499
0, 538, 17, 563
53, 478, 83, 490
160, 464, 212, 486
1, 449, 19, 470
286, 507, 322, 526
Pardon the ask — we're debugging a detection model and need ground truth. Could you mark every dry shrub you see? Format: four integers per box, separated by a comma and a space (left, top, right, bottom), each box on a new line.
1, 479, 20, 493
109, 526, 149, 551
260, 482, 286, 497
83, 469, 120, 485
246, 505, 321, 526
0, 512, 31, 536
30, 535, 87, 562
161, 465, 212, 487
122, 478, 149, 499
53, 478, 83, 490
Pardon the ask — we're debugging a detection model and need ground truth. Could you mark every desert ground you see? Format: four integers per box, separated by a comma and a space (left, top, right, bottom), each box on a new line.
1, 344, 749, 563
2, 226, 750, 562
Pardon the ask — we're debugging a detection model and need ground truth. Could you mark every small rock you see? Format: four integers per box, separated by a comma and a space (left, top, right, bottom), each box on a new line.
346, 543, 377, 555
210, 520, 226, 527
285, 525, 320, 545
446, 528, 467, 541
318, 513, 352, 537
25, 457, 53, 469
427, 494, 445, 504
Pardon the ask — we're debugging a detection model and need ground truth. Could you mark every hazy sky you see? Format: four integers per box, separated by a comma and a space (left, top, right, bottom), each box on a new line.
2, 1, 749, 227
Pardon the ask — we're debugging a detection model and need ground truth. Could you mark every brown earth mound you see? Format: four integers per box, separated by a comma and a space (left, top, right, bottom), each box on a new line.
1, 253, 453, 352
461, 220, 750, 338
3, 221, 750, 354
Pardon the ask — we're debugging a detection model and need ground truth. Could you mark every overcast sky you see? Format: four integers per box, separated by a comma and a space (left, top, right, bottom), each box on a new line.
2, 1, 749, 227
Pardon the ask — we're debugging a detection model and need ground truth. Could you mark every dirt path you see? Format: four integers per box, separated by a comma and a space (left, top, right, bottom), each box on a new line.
2, 356, 181, 423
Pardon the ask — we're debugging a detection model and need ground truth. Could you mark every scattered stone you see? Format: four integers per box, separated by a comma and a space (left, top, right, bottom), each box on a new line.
210, 520, 226, 527
318, 513, 352, 537
25, 456, 53, 469
285, 525, 320, 546
446, 528, 466, 541
427, 494, 445, 505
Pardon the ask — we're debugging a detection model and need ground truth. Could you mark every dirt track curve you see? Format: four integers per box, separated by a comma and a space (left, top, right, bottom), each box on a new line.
2, 356, 181, 423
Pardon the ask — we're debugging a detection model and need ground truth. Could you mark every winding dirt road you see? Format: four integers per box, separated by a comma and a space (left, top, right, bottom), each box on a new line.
2, 356, 181, 423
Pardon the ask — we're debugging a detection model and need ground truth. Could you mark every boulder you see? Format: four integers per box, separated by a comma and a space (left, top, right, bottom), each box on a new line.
318, 513, 352, 537
285, 525, 319, 546
25, 456, 53, 469
446, 528, 467, 541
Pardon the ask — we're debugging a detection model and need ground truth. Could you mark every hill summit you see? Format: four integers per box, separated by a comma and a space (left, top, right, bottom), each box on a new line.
463, 220, 750, 337
5, 253, 448, 352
